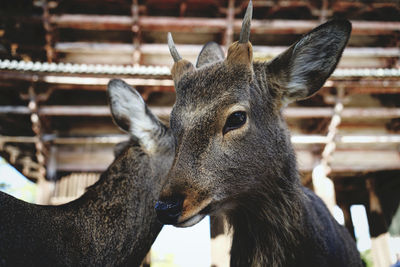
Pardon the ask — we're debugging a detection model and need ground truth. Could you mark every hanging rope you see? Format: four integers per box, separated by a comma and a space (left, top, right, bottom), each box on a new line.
312, 86, 344, 213
26, 85, 47, 181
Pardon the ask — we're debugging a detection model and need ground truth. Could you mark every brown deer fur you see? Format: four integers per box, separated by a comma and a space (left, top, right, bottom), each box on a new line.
155, 2, 362, 266
0, 79, 174, 267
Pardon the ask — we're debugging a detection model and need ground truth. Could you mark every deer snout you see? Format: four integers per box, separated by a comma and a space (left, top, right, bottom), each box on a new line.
155, 196, 184, 225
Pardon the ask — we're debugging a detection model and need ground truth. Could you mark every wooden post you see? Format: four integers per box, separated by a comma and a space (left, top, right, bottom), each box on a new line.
141, 252, 151, 267
36, 178, 55, 205
366, 178, 392, 267
371, 233, 393, 267
224, 0, 235, 49
210, 215, 232, 267
22, 85, 56, 205
312, 88, 344, 214
42, 0, 55, 63
339, 203, 356, 240
312, 163, 336, 213
131, 0, 142, 66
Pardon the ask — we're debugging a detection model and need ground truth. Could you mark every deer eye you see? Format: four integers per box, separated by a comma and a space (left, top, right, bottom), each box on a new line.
223, 111, 247, 135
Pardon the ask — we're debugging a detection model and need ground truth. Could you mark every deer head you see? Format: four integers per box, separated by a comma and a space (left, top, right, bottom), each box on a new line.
155, 1, 351, 227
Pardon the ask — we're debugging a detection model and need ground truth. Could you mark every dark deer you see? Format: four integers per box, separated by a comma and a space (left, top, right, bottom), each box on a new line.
155, 1, 362, 266
0, 79, 174, 266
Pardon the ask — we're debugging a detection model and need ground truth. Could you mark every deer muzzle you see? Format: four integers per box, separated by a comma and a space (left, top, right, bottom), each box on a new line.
155, 196, 184, 225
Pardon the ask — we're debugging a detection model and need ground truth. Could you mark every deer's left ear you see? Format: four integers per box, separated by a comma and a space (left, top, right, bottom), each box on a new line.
267, 19, 351, 104
196, 42, 225, 68
107, 79, 167, 153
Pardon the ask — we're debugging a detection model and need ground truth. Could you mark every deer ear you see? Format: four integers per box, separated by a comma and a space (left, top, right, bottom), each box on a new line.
107, 79, 165, 153
196, 42, 225, 68
267, 19, 351, 104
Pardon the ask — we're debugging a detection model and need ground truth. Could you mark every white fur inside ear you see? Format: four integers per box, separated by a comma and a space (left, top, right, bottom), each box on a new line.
285, 58, 323, 100
284, 32, 343, 103
108, 79, 159, 153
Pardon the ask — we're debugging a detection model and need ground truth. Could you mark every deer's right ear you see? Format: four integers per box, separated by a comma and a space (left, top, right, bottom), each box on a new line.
107, 79, 164, 153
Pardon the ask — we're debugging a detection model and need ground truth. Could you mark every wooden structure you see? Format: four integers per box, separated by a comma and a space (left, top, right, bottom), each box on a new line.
0, 0, 399, 266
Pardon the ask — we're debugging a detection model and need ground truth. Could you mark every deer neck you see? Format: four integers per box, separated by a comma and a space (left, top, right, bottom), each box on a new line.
228, 186, 305, 267
84, 149, 138, 203
226, 147, 306, 267
65, 144, 161, 233
63, 144, 163, 265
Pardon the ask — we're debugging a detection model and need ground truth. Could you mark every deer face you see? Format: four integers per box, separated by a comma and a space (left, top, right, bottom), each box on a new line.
155, 1, 351, 227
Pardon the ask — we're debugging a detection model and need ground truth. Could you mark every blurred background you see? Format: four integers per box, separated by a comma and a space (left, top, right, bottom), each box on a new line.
0, 0, 399, 266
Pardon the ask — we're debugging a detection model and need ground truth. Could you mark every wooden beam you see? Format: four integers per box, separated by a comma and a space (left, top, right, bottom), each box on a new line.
50, 14, 133, 31
1, 70, 399, 96
0, 71, 173, 87
50, 15, 226, 32
284, 107, 400, 119
54, 42, 400, 58
0, 105, 172, 117
2, 137, 397, 173
339, 203, 356, 240
53, 148, 400, 173
49, 15, 400, 35
330, 150, 400, 173
0, 135, 127, 145
210, 215, 232, 267
1, 105, 400, 119
365, 178, 392, 267
2, 134, 400, 145
293, 135, 400, 144
55, 146, 115, 172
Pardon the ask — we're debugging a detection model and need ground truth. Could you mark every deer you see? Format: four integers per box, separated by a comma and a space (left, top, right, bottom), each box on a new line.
154, 1, 362, 266
0, 79, 174, 267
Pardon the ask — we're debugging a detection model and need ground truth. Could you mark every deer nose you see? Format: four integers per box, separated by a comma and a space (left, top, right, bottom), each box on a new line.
155, 196, 184, 225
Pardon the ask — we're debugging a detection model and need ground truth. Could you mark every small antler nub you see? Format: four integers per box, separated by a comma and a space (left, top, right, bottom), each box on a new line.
167, 32, 182, 62
239, 0, 253, 44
